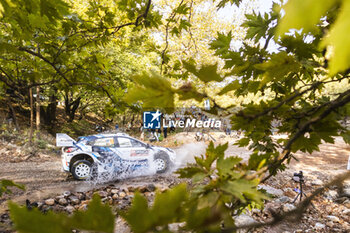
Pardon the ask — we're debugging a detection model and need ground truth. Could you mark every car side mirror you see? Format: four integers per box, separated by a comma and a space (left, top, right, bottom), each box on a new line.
145, 144, 151, 149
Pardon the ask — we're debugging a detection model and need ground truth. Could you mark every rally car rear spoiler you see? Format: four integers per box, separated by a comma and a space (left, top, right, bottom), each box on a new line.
56, 133, 76, 147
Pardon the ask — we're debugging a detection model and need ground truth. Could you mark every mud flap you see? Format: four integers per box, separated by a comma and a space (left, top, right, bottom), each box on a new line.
56, 133, 76, 147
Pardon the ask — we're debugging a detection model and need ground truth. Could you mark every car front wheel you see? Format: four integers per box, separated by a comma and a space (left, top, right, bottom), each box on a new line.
153, 153, 170, 173
71, 160, 93, 180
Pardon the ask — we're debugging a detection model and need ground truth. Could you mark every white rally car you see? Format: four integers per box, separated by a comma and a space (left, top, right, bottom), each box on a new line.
56, 133, 176, 180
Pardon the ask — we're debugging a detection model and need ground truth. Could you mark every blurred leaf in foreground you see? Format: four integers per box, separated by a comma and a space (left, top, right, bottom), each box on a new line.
9, 194, 114, 233
0, 180, 25, 197
124, 72, 176, 112
120, 184, 187, 233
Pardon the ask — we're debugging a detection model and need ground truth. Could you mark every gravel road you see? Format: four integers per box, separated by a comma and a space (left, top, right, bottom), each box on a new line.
1, 136, 349, 214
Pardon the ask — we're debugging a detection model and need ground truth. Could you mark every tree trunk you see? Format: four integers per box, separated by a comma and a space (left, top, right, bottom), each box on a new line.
41, 87, 57, 126
64, 92, 70, 116
46, 92, 57, 125
122, 115, 126, 127
36, 86, 40, 137
78, 104, 89, 120
6, 99, 20, 131
29, 87, 34, 145
64, 92, 81, 122
131, 114, 135, 128
68, 97, 81, 122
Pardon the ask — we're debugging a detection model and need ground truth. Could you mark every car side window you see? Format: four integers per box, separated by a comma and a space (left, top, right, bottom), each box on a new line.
130, 139, 145, 147
93, 137, 115, 147
116, 137, 132, 148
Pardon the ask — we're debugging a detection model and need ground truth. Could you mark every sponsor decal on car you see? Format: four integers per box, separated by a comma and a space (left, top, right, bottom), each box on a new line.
130, 150, 149, 156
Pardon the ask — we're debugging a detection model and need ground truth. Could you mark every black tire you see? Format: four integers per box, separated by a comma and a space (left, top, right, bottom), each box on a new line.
153, 153, 170, 173
71, 160, 93, 180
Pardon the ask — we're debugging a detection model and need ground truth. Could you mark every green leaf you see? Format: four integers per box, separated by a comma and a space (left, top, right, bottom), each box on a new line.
9, 204, 69, 233
217, 156, 242, 176
280, 33, 320, 59
71, 195, 115, 233
216, 0, 241, 9
170, 26, 179, 36
248, 152, 274, 171
209, 31, 232, 56
28, 14, 47, 28
151, 184, 187, 224
183, 62, 223, 83
176, 82, 205, 102
197, 192, 220, 209
218, 80, 240, 95
223, 51, 244, 69
179, 19, 191, 32
246, 81, 260, 94
254, 52, 301, 88
121, 184, 188, 233
341, 131, 350, 144
176, 166, 205, 178
0, 180, 25, 197
192, 172, 207, 183
242, 12, 269, 43
9, 194, 114, 233
199, 142, 228, 170
174, 3, 190, 15
312, 116, 340, 143
124, 72, 175, 111
220, 179, 265, 204
235, 137, 250, 147
119, 192, 151, 233
291, 133, 321, 154
185, 204, 211, 230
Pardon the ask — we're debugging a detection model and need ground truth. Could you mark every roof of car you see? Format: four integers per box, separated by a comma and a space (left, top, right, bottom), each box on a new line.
93, 133, 129, 138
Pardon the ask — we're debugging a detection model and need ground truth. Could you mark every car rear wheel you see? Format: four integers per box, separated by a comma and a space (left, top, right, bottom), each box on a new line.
154, 153, 170, 173
71, 160, 92, 180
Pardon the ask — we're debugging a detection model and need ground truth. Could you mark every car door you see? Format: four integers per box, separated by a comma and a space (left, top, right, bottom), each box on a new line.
129, 138, 150, 159
115, 137, 149, 160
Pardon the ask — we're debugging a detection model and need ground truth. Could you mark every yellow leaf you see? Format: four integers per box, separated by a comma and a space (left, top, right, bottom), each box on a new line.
277, 0, 335, 36
0, 4, 3, 18
322, 0, 350, 74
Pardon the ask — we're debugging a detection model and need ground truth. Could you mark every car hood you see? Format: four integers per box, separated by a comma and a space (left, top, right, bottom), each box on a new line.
151, 146, 175, 154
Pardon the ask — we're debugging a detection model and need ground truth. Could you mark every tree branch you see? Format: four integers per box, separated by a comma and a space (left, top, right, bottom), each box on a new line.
223, 171, 350, 232
160, 0, 185, 73
237, 81, 323, 120
186, 0, 198, 53
18, 47, 115, 103
135, 0, 152, 26
110, 0, 152, 34
0, 72, 16, 89
261, 88, 350, 183
263, 33, 273, 50
237, 75, 350, 121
